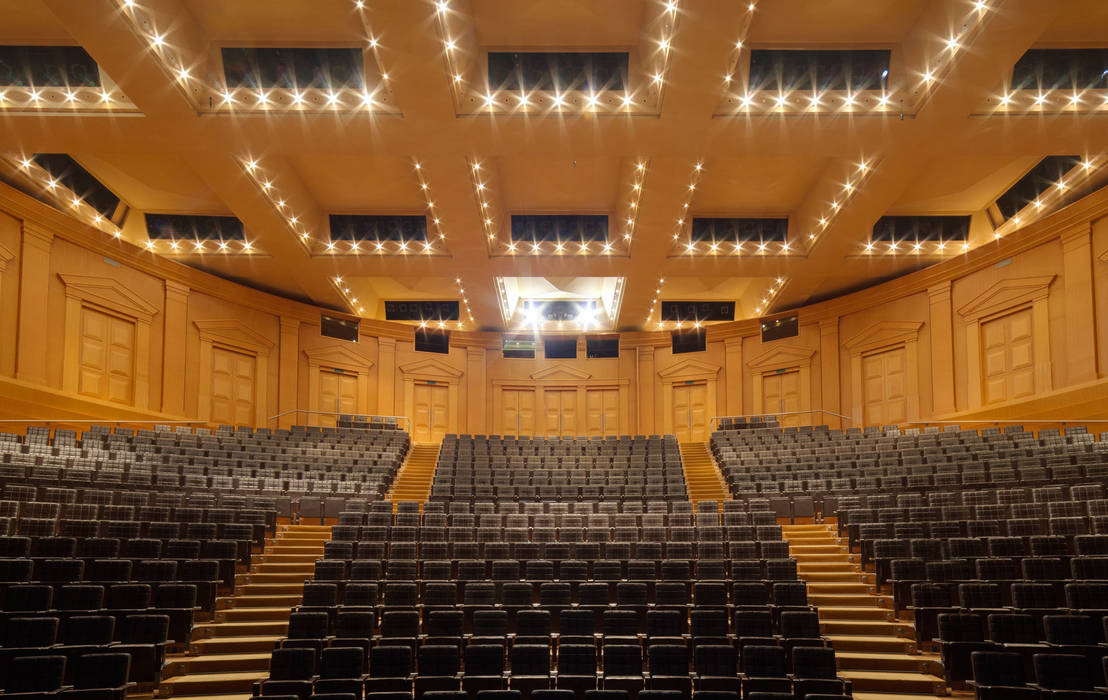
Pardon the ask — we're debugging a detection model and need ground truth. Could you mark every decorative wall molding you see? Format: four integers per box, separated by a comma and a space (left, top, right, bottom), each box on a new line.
0, 240, 15, 273
399, 357, 463, 440
194, 319, 273, 425
746, 344, 816, 372
844, 320, 923, 424
657, 358, 722, 436
958, 276, 1054, 409
531, 363, 592, 381
58, 274, 157, 409
304, 345, 374, 425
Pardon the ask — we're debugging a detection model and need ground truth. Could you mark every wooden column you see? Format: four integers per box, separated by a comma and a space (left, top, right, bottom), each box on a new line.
1061, 223, 1098, 383
161, 281, 189, 415
637, 345, 656, 434
16, 222, 54, 385
724, 337, 743, 419
466, 345, 486, 434
278, 317, 299, 429
819, 318, 841, 428
377, 337, 396, 416
928, 281, 956, 415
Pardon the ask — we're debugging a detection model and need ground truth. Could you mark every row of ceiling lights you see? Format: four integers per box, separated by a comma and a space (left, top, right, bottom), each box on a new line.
11, 155, 122, 238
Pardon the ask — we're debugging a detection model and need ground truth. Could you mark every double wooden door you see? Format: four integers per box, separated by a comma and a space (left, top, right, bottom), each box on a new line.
319, 369, 359, 427
673, 382, 708, 442
762, 369, 802, 426
413, 382, 449, 442
543, 389, 578, 437
586, 389, 620, 437
502, 388, 536, 437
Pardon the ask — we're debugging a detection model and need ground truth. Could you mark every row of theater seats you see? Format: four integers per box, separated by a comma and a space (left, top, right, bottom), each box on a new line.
2, 652, 134, 700
431, 436, 685, 503
0, 422, 408, 497
0, 423, 408, 699
712, 423, 1105, 503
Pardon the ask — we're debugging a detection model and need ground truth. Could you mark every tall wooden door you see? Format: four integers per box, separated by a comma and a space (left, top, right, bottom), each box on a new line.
412, 382, 449, 443
982, 308, 1035, 405
586, 389, 620, 437
762, 369, 802, 426
672, 382, 708, 442
78, 307, 135, 404
502, 388, 536, 437
211, 347, 256, 426
543, 389, 578, 437
319, 369, 359, 427
862, 347, 908, 426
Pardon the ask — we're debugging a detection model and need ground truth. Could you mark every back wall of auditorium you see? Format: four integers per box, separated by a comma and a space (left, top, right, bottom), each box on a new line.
2, 180, 1107, 439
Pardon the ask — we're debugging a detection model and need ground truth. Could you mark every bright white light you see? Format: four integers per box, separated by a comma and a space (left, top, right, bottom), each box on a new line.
622, 94, 633, 107
552, 93, 566, 107
151, 33, 164, 48
775, 94, 788, 107
999, 93, 1010, 105
946, 37, 959, 51
445, 39, 456, 51
222, 90, 234, 104
484, 93, 496, 107
923, 71, 934, 82
64, 91, 76, 102
326, 91, 339, 105
291, 91, 304, 105
176, 67, 189, 80
436, 0, 448, 12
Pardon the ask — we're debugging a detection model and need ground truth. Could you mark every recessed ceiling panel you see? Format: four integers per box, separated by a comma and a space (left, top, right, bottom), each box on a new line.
472, 0, 645, 47
890, 155, 1039, 212
77, 153, 227, 213
694, 157, 826, 214
748, 0, 927, 43
291, 155, 425, 211
498, 157, 621, 211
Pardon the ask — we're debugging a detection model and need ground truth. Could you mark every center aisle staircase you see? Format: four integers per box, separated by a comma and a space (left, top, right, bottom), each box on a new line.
388, 442, 440, 507
679, 442, 730, 507
155, 524, 332, 700
783, 523, 950, 700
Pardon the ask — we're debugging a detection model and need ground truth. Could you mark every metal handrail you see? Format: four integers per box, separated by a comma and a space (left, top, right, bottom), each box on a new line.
265, 409, 410, 429
905, 419, 1108, 425
711, 409, 856, 430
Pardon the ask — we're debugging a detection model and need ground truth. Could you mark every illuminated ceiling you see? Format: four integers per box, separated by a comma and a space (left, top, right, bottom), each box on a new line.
1, 0, 1106, 332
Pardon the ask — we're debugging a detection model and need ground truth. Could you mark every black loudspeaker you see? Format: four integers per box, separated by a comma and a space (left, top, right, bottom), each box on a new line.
586, 336, 619, 358
544, 337, 577, 359
671, 329, 706, 354
321, 315, 359, 342
761, 315, 799, 342
415, 329, 449, 354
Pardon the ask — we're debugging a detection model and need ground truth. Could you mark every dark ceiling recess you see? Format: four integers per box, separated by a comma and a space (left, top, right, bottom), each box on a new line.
222, 47, 364, 90
488, 52, 628, 92
329, 214, 427, 242
871, 215, 971, 243
748, 49, 890, 92
145, 214, 245, 241
511, 214, 608, 244
31, 154, 121, 220
1010, 49, 1108, 91
0, 46, 101, 87
995, 156, 1083, 220
691, 218, 787, 244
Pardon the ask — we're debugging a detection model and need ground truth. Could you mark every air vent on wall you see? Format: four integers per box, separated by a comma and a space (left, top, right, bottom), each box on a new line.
511, 215, 608, 244
1010, 49, 1108, 91
871, 216, 971, 243
748, 49, 890, 92
221, 47, 364, 90
488, 52, 628, 92
329, 215, 427, 242
995, 156, 1083, 221
145, 214, 245, 241
0, 46, 102, 87
31, 154, 122, 221
691, 218, 787, 244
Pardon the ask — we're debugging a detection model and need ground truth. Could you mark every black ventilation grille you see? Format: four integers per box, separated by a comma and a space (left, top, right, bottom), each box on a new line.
488, 52, 628, 92
32, 154, 120, 219
222, 47, 364, 90
511, 215, 608, 244
145, 214, 245, 241
995, 156, 1083, 220
871, 216, 971, 243
691, 218, 787, 244
329, 215, 427, 242
748, 49, 890, 92
1011, 49, 1108, 91
0, 46, 101, 87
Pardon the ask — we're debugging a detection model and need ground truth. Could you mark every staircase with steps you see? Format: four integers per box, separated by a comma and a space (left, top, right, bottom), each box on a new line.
783, 523, 951, 700
679, 442, 729, 507
388, 442, 440, 506
155, 524, 331, 700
